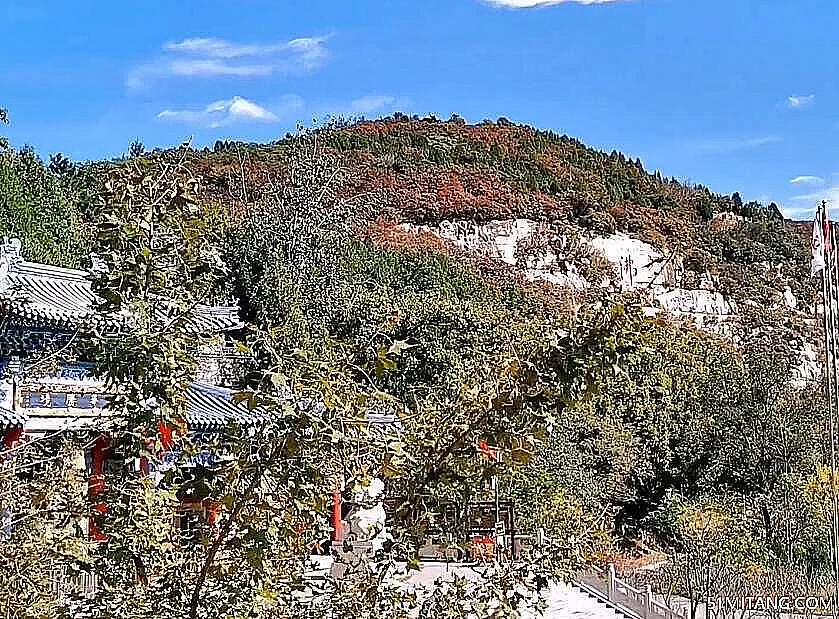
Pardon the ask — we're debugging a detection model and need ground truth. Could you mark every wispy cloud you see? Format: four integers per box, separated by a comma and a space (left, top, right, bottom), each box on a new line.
157, 95, 302, 128
127, 36, 329, 89
787, 94, 815, 109
786, 185, 839, 220
163, 38, 284, 59
780, 204, 818, 220
689, 134, 781, 155
792, 187, 839, 203
284, 37, 330, 71
789, 175, 824, 186
483, 0, 626, 6
166, 60, 274, 79
350, 95, 396, 116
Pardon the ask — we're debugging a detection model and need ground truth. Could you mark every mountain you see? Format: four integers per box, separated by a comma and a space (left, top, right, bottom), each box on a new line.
189, 117, 817, 381
1, 115, 832, 588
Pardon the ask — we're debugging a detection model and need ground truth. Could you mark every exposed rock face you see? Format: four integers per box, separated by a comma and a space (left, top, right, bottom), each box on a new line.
587, 233, 674, 289
584, 232, 737, 331
402, 219, 589, 289
783, 286, 798, 310
402, 220, 737, 327
401, 218, 817, 383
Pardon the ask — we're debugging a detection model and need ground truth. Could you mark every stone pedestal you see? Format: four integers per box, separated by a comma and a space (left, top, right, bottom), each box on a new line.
329, 478, 389, 581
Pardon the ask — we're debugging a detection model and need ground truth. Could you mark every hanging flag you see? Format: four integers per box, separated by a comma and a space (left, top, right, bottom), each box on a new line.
824, 201, 833, 254
478, 440, 500, 462
813, 203, 827, 276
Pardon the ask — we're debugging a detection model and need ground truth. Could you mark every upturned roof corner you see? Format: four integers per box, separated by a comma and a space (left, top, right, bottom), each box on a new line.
0, 237, 242, 333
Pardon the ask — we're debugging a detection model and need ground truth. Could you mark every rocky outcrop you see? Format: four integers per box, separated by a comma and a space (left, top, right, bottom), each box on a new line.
400, 218, 818, 383
402, 219, 738, 327
793, 341, 820, 388
401, 219, 590, 288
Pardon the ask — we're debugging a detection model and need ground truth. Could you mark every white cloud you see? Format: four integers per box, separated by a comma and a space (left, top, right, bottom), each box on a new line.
789, 175, 824, 186
127, 36, 328, 89
690, 135, 781, 155
157, 95, 302, 128
786, 185, 839, 220
484, 0, 625, 5
780, 205, 817, 220
350, 95, 396, 115
164, 38, 283, 59
787, 94, 815, 109
167, 59, 275, 78
792, 187, 839, 204
286, 37, 330, 71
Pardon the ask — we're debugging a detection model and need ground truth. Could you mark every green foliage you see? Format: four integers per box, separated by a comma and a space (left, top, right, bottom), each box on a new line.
512, 310, 830, 585
312, 119, 809, 305
57, 133, 638, 619
0, 440, 91, 619
0, 116, 830, 614
89, 154, 224, 437
227, 135, 353, 352
527, 320, 745, 528
129, 140, 146, 158
0, 147, 88, 266
48, 152, 74, 176
649, 493, 767, 618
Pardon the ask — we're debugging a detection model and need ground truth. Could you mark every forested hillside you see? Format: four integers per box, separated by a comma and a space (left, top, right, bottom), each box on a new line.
0, 115, 830, 609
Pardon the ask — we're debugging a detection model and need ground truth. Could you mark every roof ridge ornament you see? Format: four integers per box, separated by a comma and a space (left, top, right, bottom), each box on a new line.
0, 237, 22, 294
88, 252, 109, 277
1, 237, 21, 263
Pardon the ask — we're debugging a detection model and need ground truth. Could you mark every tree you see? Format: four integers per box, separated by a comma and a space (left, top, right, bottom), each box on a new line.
713, 345, 826, 563
0, 107, 8, 150
0, 440, 91, 619
129, 140, 145, 158
0, 146, 88, 266
532, 318, 744, 532
63, 133, 641, 618
652, 495, 765, 619
49, 152, 74, 176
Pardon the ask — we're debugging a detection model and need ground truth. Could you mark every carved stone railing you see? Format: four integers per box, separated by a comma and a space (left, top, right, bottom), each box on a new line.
576, 564, 689, 619
49, 565, 99, 599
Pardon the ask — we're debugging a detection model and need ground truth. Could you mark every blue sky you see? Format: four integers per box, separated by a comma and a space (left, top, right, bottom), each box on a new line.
2, 0, 837, 218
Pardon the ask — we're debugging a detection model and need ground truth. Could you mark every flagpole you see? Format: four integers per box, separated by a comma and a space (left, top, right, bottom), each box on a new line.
819, 201, 839, 599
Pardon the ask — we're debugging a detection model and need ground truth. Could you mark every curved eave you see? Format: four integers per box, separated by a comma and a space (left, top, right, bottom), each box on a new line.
0, 406, 27, 432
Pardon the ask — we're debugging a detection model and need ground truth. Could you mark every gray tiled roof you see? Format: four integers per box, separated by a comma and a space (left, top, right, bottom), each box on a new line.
2, 381, 401, 438
1, 384, 257, 433
0, 256, 241, 333
185, 383, 263, 431
185, 383, 402, 435
0, 406, 27, 431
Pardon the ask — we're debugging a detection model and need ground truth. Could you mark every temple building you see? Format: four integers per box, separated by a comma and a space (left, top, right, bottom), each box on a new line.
0, 238, 404, 559
0, 237, 248, 445
0, 238, 251, 541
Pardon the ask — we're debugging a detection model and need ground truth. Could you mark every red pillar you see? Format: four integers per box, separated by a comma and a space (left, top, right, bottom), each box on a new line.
158, 421, 174, 451
2, 427, 23, 450
332, 482, 343, 543
203, 499, 222, 539
88, 435, 109, 542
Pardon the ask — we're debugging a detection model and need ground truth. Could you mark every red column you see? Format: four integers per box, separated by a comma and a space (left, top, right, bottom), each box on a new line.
88, 435, 109, 542
332, 481, 343, 543
203, 499, 222, 539
2, 427, 23, 450
158, 421, 174, 451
